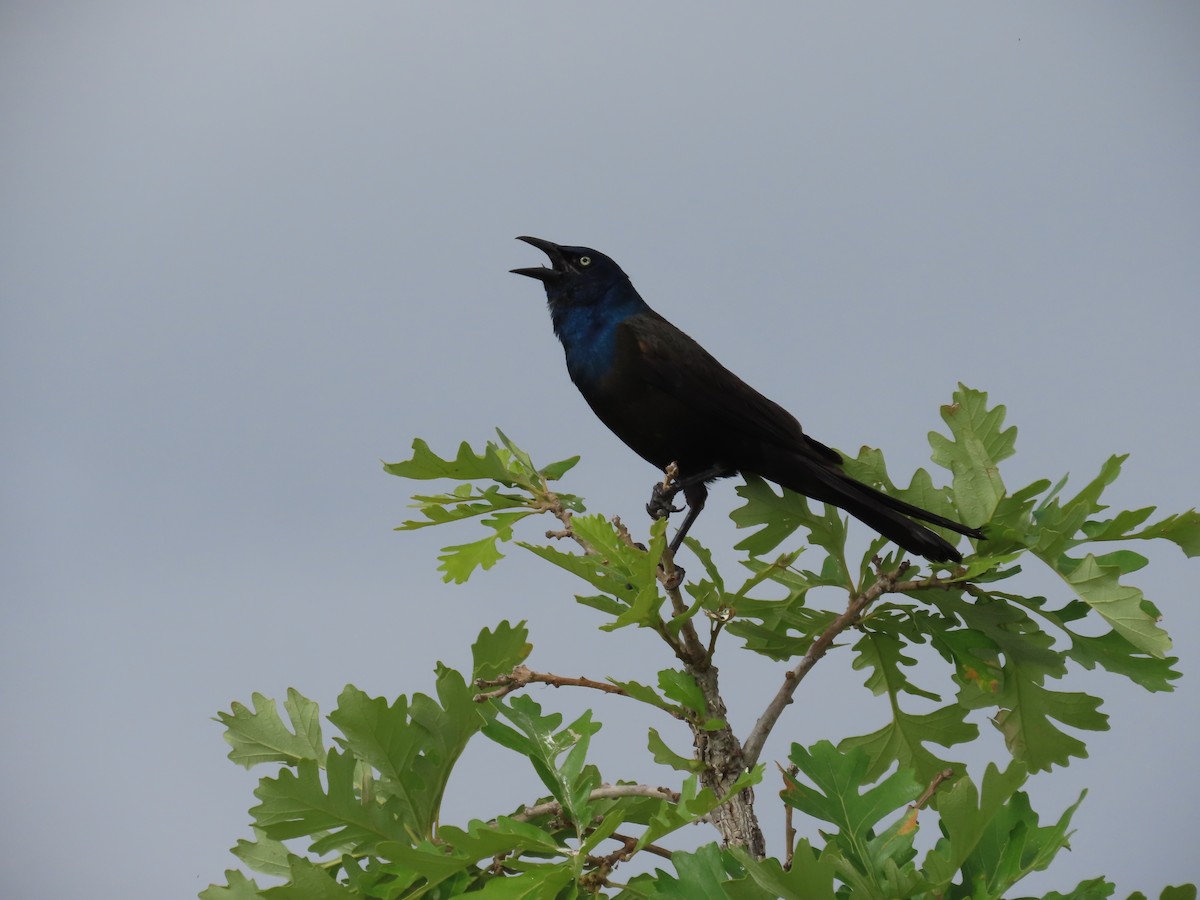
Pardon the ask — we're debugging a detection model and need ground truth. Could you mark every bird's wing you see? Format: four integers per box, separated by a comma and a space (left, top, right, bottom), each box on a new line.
615, 311, 842, 465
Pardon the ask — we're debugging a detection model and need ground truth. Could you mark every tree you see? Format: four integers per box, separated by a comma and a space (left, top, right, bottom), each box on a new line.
203, 386, 1197, 899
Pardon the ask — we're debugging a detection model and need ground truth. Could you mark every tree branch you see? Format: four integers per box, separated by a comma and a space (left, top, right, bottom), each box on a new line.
505, 783, 681, 823
896, 767, 956, 835
586, 830, 674, 867
661, 549, 707, 663
741, 559, 913, 768
474, 665, 633, 703
914, 767, 955, 811
535, 484, 592, 552
780, 763, 799, 871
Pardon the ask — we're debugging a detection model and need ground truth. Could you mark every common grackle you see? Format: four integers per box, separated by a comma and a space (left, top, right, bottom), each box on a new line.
512, 236, 984, 563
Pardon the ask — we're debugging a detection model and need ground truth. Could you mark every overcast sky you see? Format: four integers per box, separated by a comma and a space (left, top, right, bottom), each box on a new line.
3, 4, 1198, 897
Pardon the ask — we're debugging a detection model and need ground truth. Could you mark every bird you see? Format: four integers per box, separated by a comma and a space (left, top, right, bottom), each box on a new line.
511, 236, 984, 563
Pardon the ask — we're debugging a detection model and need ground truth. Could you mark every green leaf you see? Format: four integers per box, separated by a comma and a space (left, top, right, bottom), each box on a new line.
574, 593, 627, 616
839, 616, 979, 782
218, 689, 325, 769
730, 475, 809, 556
397, 484, 530, 531
922, 762, 1028, 885
606, 678, 674, 714
1032, 455, 1128, 560
384, 437, 521, 486
430, 816, 565, 864
840, 704, 975, 786
1064, 628, 1179, 691
928, 384, 1014, 525
519, 541, 637, 600
327, 666, 483, 841
723, 557, 836, 661
682, 535, 725, 594
524, 514, 667, 631
852, 625, 941, 703
1080, 505, 1156, 541
842, 446, 972, 553
519, 515, 666, 631
472, 620, 533, 683
657, 669, 707, 719
648, 727, 705, 773
924, 763, 1085, 898
371, 838, 480, 896
633, 843, 738, 899
727, 841, 838, 900
483, 696, 602, 834
1040, 877, 1117, 899
731, 477, 850, 584
265, 856, 357, 899
934, 592, 1108, 772
386, 437, 585, 589
231, 828, 291, 878
782, 741, 922, 853
538, 454, 581, 481
438, 532, 506, 583
991, 690, 1105, 773
1021, 600, 1181, 692
1058, 553, 1172, 658
251, 748, 409, 855
470, 864, 576, 898
200, 870, 263, 900
1123, 509, 1200, 557
493, 428, 539, 479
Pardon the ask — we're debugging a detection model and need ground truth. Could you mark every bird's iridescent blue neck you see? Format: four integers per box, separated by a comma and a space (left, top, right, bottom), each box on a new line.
548, 280, 649, 387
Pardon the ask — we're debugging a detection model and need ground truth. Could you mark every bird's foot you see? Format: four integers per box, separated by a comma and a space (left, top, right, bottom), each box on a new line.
657, 561, 686, 590
646, 481, 683, 519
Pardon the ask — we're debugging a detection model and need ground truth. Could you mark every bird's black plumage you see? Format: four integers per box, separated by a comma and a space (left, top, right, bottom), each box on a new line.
512, 236, 984, 562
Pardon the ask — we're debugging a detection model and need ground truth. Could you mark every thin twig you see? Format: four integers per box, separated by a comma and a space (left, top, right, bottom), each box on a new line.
586, 830, 674, 869
897, 768, 956, 836
611, 831, 674, 861
706, 618, 723, 662
661, 461, 679, 495
652, 617, 691, 664
533, 484, 592, 552
779, 763, 799, 870
914, 768, 955, 811
611, 516, 643, 551
474, 665, 632, 703
660, 547, 706, 663
505, 784, 682, 823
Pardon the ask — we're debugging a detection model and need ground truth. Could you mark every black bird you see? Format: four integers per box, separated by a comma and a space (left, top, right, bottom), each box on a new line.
512, 236, 984, 563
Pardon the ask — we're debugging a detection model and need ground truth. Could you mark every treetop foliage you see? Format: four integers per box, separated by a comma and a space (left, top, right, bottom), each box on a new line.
206, 386, 1197, 899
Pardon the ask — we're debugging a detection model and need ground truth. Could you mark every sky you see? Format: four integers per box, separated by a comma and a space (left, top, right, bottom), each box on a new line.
2, 3, 1198, 897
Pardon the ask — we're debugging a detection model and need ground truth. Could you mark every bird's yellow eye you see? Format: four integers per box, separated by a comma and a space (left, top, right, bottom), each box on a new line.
579, 256, 592, 266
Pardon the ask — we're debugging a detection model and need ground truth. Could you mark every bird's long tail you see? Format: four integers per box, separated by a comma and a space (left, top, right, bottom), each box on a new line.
767, 457, 984, 563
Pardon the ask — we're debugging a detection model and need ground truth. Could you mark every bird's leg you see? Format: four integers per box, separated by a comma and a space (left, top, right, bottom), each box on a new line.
668, 488, 707, 557
646, 466, 731, 582
656, 483, 708, 591
665, 475, 726, 554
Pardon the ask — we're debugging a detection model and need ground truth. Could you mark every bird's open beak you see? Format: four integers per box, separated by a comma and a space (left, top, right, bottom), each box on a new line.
511, 235, 565, 282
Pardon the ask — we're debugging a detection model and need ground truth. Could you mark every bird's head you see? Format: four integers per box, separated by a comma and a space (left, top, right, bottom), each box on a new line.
511, 236, 630, 306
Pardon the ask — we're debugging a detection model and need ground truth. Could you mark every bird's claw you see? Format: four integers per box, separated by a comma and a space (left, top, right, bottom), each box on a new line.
646, 482, 683, 519
657, 562, 685, 590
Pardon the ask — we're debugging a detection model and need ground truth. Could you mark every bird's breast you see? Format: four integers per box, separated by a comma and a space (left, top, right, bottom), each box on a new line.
553, 309, 624, 389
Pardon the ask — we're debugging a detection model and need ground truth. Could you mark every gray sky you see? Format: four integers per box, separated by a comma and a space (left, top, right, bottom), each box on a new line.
3, 3, 1198, 896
